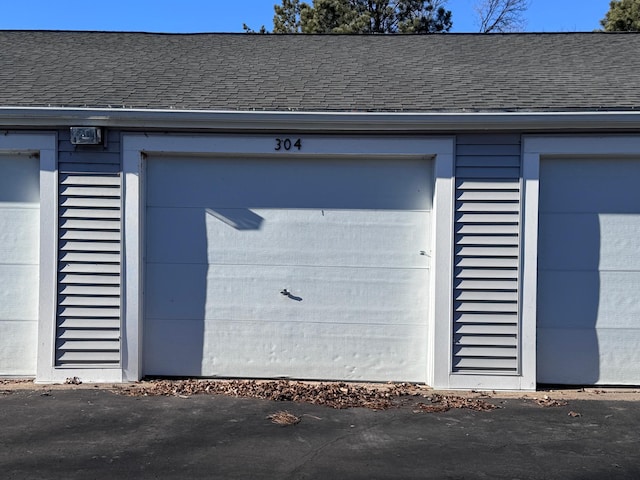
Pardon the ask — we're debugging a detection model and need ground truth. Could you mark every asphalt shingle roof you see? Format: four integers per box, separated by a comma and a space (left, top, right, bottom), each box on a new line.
1, 31, 639, 113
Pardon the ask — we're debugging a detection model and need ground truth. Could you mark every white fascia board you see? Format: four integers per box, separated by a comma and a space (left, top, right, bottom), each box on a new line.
2, 107, 640, 132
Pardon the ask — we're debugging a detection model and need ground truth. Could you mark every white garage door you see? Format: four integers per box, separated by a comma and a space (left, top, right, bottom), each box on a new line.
144, 155, 432, 382
0, 154, 39, 375
538, 157, 640, 385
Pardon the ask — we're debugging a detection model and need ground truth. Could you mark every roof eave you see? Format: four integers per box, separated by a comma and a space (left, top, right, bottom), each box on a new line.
1, 107, 640, 132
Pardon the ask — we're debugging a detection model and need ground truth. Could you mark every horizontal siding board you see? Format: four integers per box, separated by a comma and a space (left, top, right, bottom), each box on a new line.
58, 318, 120, 329
60, 230, 121, 241
456, 202, 519, 213
455, 302, 518, 313
59, 241, 120, 252
456, 224, 520, 235
58, 307, 120, 318
58, 151, 120, 164
59, 285, 120, 296
456, 134, 520, 146
58, 163, 120, 174
455, 313, 518, 324
57, 340, 120, 351
452, 358, 518, 370
59, 264, 120, 275
60, 219, 120, 230
454, 324, 518, 335
56, 351, 120, 363
456, 180, 520, 190
454, 335, 517, 347
60, 174, 121, 186
453, 346, 517, 358
456, 268, 518, 279
59, 186, 120, 197
456, 246, 519, 257
456, 280, 518, 290
58, 329, 120, 340
59, 274, 120, 285
456, 213, 519, 224
456, 235, 519, 246
455, 290, 518, 302
456, 191, 520, 202
456, 167, 520, 179
60, 208, 121, 219
59, 252, 121, 263
456, 156, 521, 168
455, 257, 519, 268
60, 197, 121, 208
59, 296, 121, 307
456, 144, 521, 156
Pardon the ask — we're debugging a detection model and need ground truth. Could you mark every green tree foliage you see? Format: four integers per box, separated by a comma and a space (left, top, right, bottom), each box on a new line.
269, 0, 453, 33
600, 0, 640, 31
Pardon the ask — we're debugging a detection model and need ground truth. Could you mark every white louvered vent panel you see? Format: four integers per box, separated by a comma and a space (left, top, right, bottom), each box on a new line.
55, 172, 121, 367
452, 177, 520, 374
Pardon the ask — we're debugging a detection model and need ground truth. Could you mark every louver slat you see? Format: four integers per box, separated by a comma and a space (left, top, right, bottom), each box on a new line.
452, 145, 521, 375
55, 170, 121, 367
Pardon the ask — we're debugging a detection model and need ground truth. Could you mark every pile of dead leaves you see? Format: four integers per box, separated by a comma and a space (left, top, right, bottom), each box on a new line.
414, 393, 499, 413
115, 379, 500, 413
116, 379, 423, 410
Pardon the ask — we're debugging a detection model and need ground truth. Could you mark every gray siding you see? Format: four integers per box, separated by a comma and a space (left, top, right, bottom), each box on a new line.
55, 130, 122, 366
453, 134, 521, 374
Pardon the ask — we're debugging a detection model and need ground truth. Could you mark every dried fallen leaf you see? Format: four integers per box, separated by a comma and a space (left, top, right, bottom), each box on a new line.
65, 377, 82, 385
534, 397, 568, 408
268, 411, 301, 426
568, 411, 582, 417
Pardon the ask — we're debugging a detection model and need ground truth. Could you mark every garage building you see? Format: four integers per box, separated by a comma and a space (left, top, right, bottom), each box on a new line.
0, 31, 639, 390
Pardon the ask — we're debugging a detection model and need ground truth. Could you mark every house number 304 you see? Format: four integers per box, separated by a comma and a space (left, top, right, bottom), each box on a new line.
275, 138, 302, 151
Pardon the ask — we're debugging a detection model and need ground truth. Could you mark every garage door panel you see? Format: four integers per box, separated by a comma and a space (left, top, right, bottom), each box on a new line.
0, 154, 39, 376
144, 319, 428, 382
538, 328, 640, 385
146, 207, 431, 269
539, 214, 640, 271
537, 328, 601, 384
539, 158, 640, 213
147, 156, 433, 210
538, 271, 640, 330
146, 263, 429, 325
538, 157, 640, 385
0, 155, 39, 204
0, 209, 39, 264
0, 321, 37, 375
0, 265, 39, 320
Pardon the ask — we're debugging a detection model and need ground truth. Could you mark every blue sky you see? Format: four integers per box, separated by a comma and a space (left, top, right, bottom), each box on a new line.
0, 1, 611, 33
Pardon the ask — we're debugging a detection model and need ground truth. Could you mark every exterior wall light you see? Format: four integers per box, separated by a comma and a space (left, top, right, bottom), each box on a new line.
70, 127, 103, 145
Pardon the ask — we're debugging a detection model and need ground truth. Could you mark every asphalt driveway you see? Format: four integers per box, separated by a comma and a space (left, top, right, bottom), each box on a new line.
1, 387, 640, 479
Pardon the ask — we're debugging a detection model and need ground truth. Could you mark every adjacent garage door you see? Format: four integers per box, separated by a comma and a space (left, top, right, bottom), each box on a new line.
0, 154, 39, 375
537, 157, 640, 385
143, 154, 433, 382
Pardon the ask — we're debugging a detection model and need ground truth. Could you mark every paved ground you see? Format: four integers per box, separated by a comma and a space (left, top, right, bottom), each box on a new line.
1, 387, 640, 479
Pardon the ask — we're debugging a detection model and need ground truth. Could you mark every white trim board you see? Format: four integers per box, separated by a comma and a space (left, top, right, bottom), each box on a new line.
123, 133, 455, 385
0, 133, 58, 383
521, 135, 640, 390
